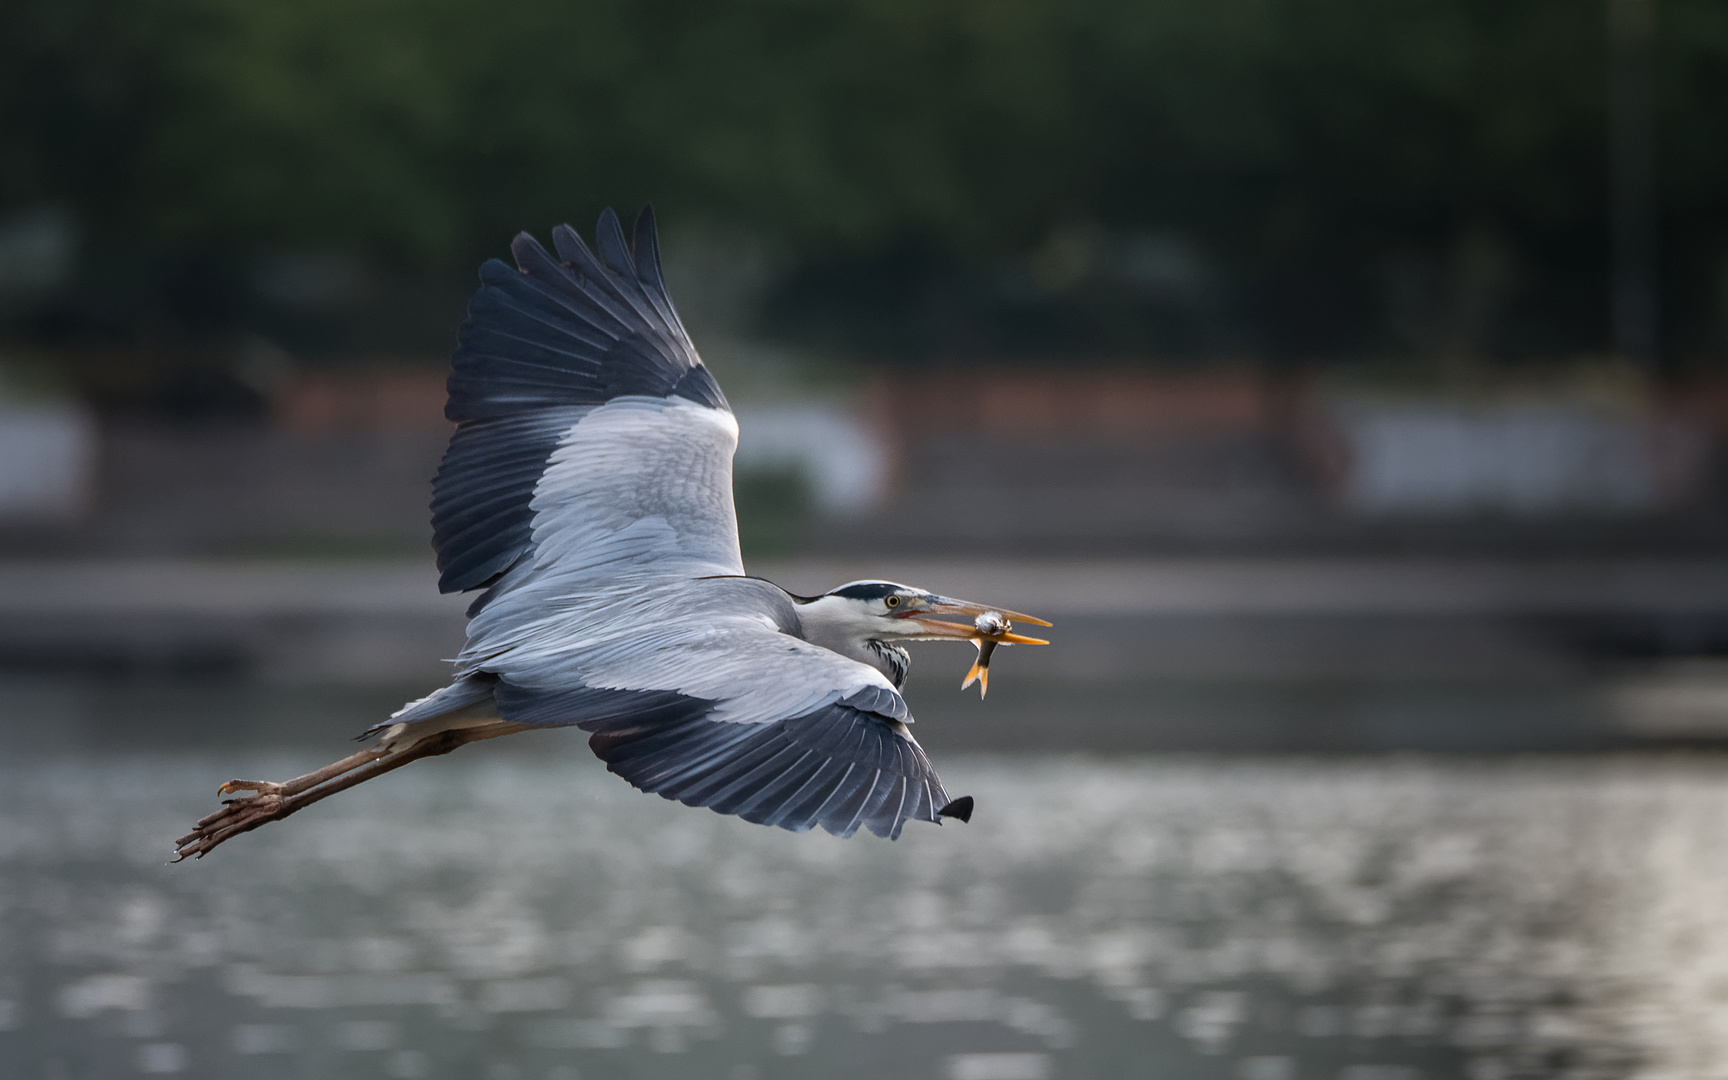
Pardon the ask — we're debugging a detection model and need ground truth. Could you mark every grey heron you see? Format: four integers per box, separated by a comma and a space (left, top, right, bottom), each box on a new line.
174, 207, 1049, 860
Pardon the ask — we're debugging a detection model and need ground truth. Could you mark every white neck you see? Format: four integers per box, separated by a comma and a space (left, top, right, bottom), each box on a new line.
793, 594, 911, 687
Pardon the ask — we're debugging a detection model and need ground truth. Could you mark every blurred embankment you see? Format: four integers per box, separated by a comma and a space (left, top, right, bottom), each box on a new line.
3, 556, 1727, 753
3, 366, 1726, 559
848, 369, 1728, 554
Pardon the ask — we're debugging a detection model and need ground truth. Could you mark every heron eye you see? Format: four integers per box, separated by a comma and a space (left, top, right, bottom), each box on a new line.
885, 596, 901, 608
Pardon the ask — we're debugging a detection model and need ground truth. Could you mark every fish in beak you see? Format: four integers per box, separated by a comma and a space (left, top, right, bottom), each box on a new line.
895, 596, 1050, 697
962, 612, 1011, 698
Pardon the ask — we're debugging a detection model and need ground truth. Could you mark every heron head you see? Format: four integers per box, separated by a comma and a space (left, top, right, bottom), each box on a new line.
812, 580, 1051, 644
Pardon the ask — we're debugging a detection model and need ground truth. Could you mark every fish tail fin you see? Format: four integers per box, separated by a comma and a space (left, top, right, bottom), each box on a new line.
961, 661, 988, 698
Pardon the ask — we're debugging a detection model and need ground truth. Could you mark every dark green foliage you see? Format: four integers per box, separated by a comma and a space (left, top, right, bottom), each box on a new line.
4, 0, 1728, 367
735, 467, 813, 557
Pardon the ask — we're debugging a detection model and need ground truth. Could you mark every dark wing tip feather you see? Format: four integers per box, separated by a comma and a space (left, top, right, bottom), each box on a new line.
594, 207, 636, 278
632, 205, 664, 290
626, 204, 703, 364
938, 796, 974, 823
549, 222, 588, 267
509, 231, 565, 282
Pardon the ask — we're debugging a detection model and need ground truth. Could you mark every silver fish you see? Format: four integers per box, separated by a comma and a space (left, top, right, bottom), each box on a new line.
962, 610, 1026, 698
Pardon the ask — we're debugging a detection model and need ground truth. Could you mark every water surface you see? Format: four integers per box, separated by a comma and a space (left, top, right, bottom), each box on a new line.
5, 734, 1728, 1080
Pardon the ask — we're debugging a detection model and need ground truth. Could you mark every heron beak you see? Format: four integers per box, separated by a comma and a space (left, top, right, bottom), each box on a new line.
897, 596, 1052, 643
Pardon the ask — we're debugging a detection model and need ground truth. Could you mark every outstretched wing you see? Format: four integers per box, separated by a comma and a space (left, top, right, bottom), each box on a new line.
454, 576, 954, 841
431, 205, 737, 619
584, 687, 952, 841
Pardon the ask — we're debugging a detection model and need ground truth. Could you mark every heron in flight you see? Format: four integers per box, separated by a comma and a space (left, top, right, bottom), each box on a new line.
175, 207, 1048, 860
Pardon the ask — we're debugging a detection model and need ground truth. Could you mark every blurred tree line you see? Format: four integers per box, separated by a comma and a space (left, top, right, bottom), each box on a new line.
4, 0, 1728, 393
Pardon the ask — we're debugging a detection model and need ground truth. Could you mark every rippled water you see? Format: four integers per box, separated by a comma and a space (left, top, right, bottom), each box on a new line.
6, 746, 1728, 1080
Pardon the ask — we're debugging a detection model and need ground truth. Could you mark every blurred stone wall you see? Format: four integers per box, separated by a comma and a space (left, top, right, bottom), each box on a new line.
2, 365, 1724, 559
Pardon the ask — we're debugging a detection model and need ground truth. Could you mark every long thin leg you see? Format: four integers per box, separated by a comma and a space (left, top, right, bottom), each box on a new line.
219, 746, 386, 801
173, 723, 527, 862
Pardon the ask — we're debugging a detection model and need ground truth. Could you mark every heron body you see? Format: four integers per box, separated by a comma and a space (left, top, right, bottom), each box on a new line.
175, 208, 1047, 860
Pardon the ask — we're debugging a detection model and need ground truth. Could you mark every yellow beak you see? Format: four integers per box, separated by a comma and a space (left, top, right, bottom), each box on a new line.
897, 596, 1052, 644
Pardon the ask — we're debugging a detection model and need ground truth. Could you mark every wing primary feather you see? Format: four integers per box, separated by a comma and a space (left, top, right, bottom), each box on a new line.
931, 779, 949, 820
890, 778, 918, 838
678, 740, 806, 806
549, 223, 597, 270
872, 777, 912, 839
511, 232, 586, 292
721, 749, 821, 819
803, 764, 858, 828
508, 234, 648, 340
612, 723, 754, 790
439, 534, 530, 596
886, 735, 915, 777
855, 773, 899, 837
596, 716, 725, 766
670, 366, 727, 409
630, 205, 698, 353
546, 224, 661, 336
828, 712, 875, 765
785, 707, 859, 756
631, 204, 670, 301
593, 227, 682, 345
500, 243, 637, 343
433, 482, 540, 531
463, 324, 614, 368
826, 771, 881, 839
758, 759, 849, 830
763, 763, 857, 829
594, 206, 637, 278
626, 722, 774, 793
679, 736, 799, 807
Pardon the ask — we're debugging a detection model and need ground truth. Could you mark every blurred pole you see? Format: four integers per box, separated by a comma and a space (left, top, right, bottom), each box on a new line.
1608, 0, 1658, 370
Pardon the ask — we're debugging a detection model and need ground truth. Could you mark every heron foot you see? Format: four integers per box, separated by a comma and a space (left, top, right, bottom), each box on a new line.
217, 778, 284, 797
173, 785, 291, 860
173, 747, 388, 862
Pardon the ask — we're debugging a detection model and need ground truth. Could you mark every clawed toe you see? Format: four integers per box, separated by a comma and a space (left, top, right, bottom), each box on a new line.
174, 786, 289, 861
217, 779, 284, 797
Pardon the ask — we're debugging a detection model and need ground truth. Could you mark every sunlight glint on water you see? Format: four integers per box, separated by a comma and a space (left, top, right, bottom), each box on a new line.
3, 755, 1728, 1079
